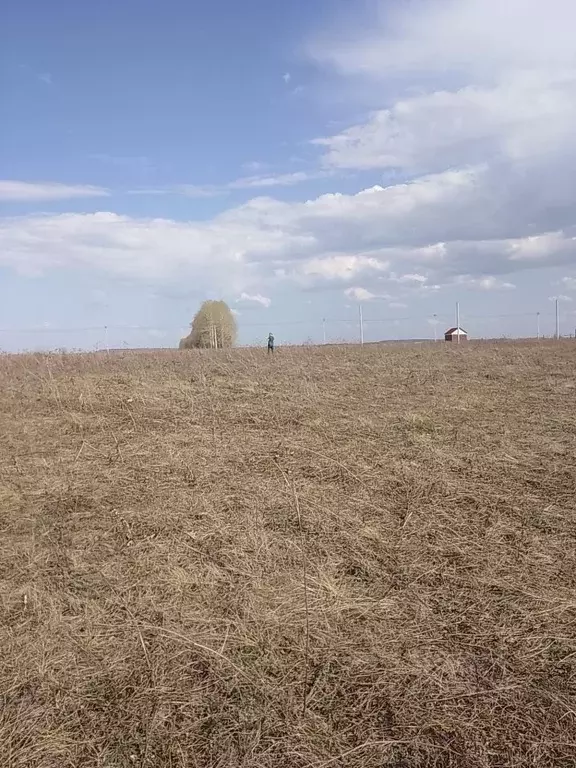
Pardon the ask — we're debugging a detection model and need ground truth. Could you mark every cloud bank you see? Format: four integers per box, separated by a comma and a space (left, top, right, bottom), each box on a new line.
2, 0, 576, 301
0, 181, 110, 202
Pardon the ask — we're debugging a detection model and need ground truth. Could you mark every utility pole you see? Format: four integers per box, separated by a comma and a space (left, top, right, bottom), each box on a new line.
433, 313, 438, 342
456, 302, 461, 344
536, 311, 540, 340
555, 297, 560, 340
359, 304, 364, 346
104, 325, 109, 354
322, 318, 326, 345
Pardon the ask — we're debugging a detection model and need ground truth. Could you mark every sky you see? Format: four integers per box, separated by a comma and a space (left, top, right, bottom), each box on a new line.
2, 0, 576, 351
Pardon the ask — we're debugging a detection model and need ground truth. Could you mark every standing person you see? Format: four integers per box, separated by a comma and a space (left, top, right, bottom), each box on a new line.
267, 332, 275, 353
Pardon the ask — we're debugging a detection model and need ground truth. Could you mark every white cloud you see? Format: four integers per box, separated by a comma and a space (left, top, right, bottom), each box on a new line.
3, 167, 576, 291
313, 74, 576, 173
456, 275, 516, 291
0, 180, 109, 202
308, 0, 576, 251
560, 276, 576, 290
129, 184, 222, 198
0, 210, 279, 286
389, 301, 408, 309
228, 171, 319, 189
507, 233, 576, 262
6, 4, 576, 306
38, 72, 53, 86
299, 253, 389, 281
131, 171, 324, 198
312, 0, 576, 80
283, 72, 291, 84
237, 292, 272, 308
549, 294, 573, 302
254, 0, 576, 303
389, 273, 428, 284
345, 286, 377, 301
480, 277, 516, 291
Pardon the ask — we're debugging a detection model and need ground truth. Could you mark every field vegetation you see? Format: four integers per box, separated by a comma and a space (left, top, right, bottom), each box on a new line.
1, 341, 575, 767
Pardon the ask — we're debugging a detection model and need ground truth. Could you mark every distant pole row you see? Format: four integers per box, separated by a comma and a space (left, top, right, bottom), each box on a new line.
343, 301, 564, 346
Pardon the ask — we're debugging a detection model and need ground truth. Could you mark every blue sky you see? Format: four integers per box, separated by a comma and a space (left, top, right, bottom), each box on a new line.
2, 0, 576, 351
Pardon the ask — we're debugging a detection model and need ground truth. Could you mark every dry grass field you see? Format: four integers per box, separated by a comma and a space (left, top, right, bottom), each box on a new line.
1, 342, 576, 768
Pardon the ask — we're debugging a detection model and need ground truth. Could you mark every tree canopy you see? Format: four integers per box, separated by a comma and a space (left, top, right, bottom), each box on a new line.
179, 300, 237, 349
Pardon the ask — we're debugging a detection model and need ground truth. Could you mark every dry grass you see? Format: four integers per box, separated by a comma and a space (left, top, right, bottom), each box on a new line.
1, 341, 575, 767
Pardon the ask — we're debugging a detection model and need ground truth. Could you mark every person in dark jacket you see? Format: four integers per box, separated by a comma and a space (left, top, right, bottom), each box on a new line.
267, 332, 275, 353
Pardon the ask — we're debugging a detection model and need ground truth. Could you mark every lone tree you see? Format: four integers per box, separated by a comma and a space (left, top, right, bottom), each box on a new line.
179, 300, 237, 349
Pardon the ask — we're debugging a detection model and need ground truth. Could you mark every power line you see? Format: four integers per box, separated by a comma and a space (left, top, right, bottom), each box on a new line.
461, 311, 554, 320
0, 307, 571, 344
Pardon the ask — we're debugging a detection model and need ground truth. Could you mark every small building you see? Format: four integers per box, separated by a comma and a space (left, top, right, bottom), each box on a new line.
445, 326, 468, 342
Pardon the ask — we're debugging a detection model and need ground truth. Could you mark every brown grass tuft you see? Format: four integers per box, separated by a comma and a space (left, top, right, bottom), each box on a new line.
1, 342, 576, 767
